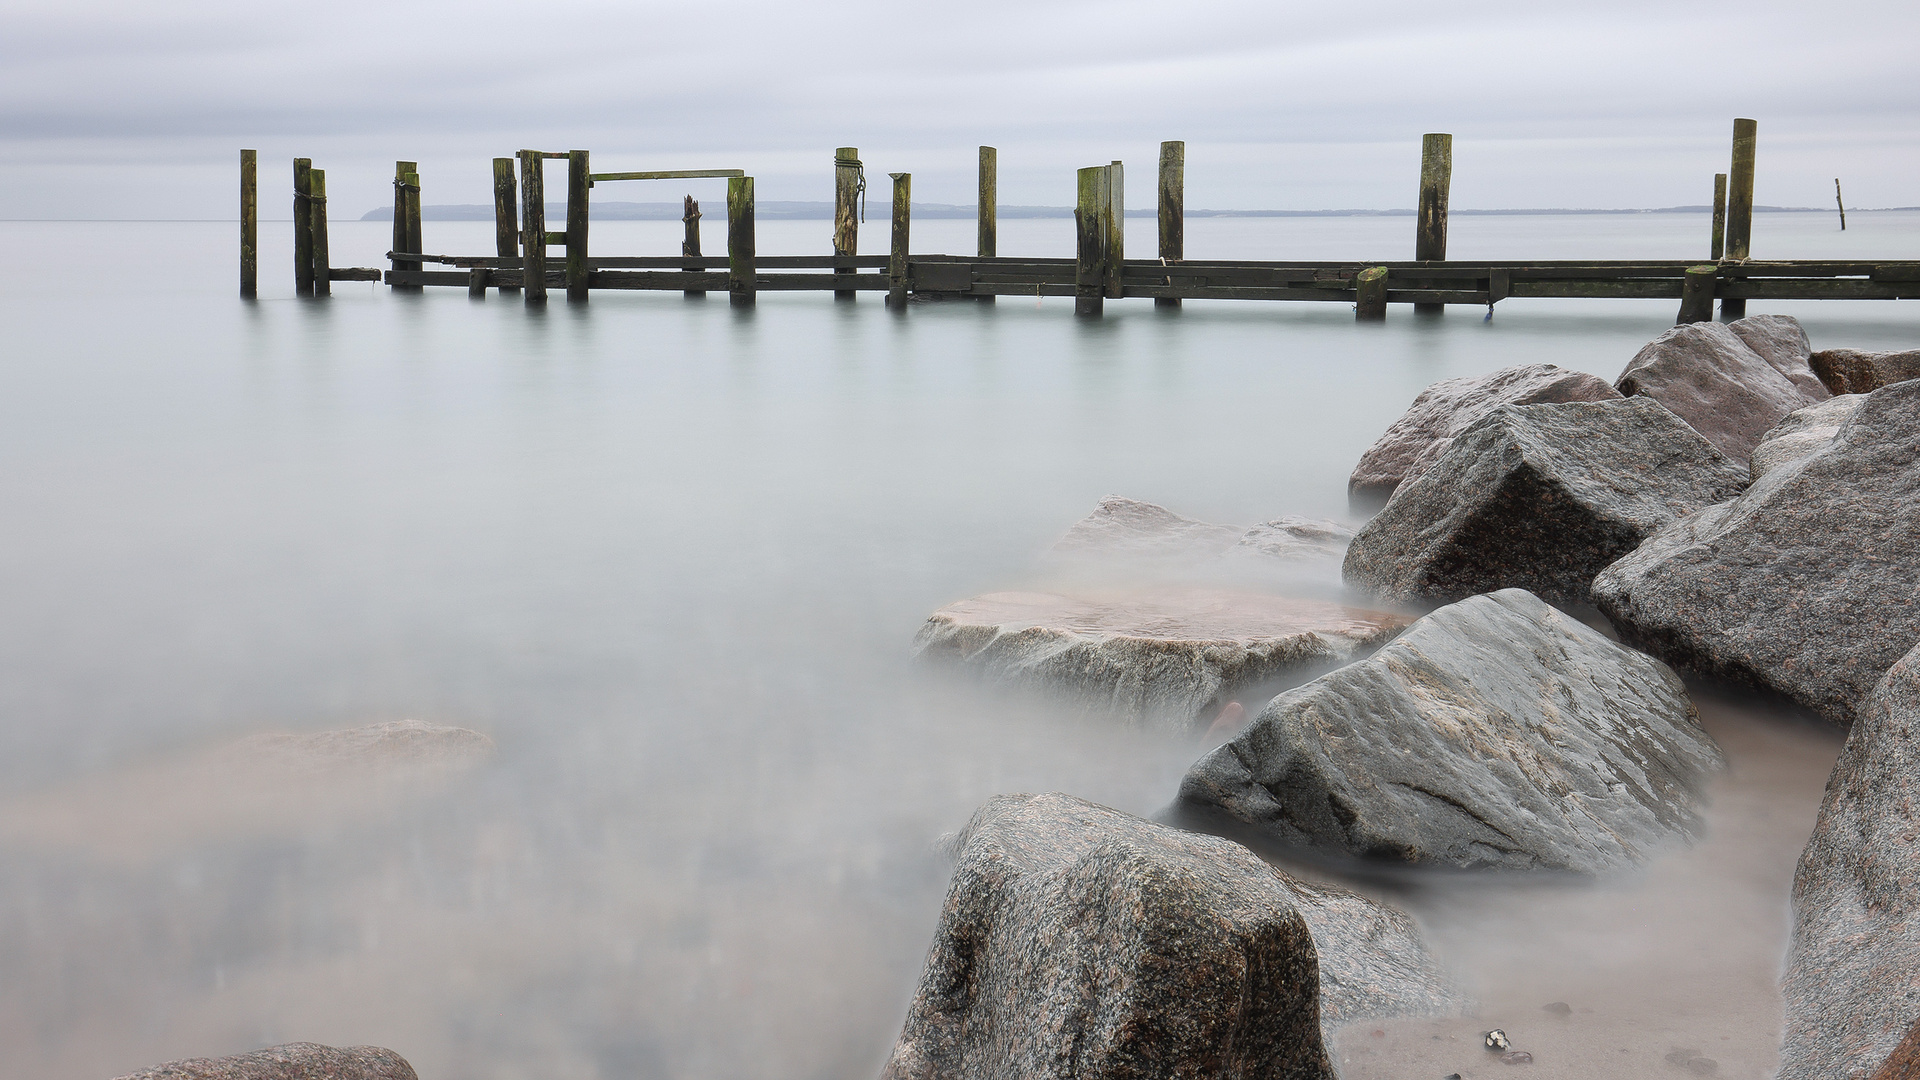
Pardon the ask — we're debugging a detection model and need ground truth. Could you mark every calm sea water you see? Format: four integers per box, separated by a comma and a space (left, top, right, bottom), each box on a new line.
1, 211, 1914, 1080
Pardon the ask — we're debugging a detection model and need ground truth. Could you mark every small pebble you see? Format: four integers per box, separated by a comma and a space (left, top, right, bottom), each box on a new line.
1500, 1051, 1535, 1065
1542, 1001, 1572, 1016
1485, 1029, 1511, 1051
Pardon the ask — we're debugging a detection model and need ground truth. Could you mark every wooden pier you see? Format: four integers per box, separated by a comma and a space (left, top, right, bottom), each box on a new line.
244, 120, 1920, 322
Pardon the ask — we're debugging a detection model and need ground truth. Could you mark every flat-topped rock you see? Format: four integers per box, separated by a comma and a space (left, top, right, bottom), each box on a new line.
1179, 590, 1722, 874
1782, 643, 1920, 1080
1811, 347, 1920, 395
1048, 496, 1351, 570
1348, 364, 1621, 509
883, 793, 1456, 1080
1593, 379, 1920, 727
1342, 397, 1747, 606
1728, 314, 1828, 400
113, 1043, 418, 1080
916, 590, 1410, 732
1750, 395, 1867, 479
1615, 320, 1824, 463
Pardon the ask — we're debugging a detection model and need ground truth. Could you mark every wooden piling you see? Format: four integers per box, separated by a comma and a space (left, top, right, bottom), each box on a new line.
403, 167, 423, 273
519, 150, 547, 305
492, 157, 519, 295
682, 195, 705, 298
1074, 165, 1108, 317
566, 150, 590, 302
240, 149, 257, 299
728, 175, 756, 307
468, 268, 490, 299
389, 161, 422, 294
1157, 141, 1184, 309
887, 172, 909, 309
310, 168, 330, 297
1835, 178, 1847, 231
293, 158, 313, 296
1415, 133, 1451, 314
1678, 265, 1717, 324
1723, 118, 1757, 317
977, 147, 997, 304
1105, 161, 1124, 299
834, 147, 861, 300
1354, 266, 1388, 320
1711, 173, 1727, 260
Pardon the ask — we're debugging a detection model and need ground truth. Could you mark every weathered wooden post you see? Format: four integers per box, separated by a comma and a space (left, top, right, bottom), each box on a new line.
1415, 133, 1452, 314
390, 161, 421, 293
977, 146, 996, 304
887, 172, 910, 309
1711, 173, 1727, 260
492, 157, 519, 296
1157, 141, 1184, 309
682, 195, 705, 298
293, 158, 313, 296
834, 148, 861, 300
309, 168, 330, 297
240, 149, 257, 299
566, 150, 591, 302
519, 150, 547, 305
1835, 178, 1847, 231
1354, 266, 1388, 320
404, 167, 423, 268
1723, 118, 1757, 317
728, 175, 756, 307
1105, 161, 1124, 299
1678, 265, 1717, 324
1074, 165, 1108, 317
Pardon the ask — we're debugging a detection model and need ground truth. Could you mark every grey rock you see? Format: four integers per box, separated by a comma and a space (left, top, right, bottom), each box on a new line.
1810, 347, 1920, 395
915, 589, 1409, 732
1781, 642, 1920, 1080
1179, 590, 1722, 874
237, 719, 495, 773
1348, 364, 1621, 508
1615, 321, 1824, 464
1050, 496, 1352, 571
1342, 398, 1748, 606
1728, 314, 1828, 401
1232, 517, 1355, 562
1592, 380, 1920, 727
882, 793, 1457, 1080
1749, 395, 1867, 479
113, 1043, 418, 1080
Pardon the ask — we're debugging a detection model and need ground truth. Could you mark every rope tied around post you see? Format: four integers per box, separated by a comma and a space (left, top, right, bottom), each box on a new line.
835, 153, 866, 223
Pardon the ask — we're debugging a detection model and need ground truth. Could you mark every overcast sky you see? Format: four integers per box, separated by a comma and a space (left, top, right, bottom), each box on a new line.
3, 0, 1916, 219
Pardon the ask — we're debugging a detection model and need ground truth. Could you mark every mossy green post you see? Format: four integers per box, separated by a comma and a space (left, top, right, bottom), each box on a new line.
293, 157, 313, 296
728, 175, 756, 307
1678, 265, 1717, 324
1711, 173, 1727, 260
519, 151, 547, 305
492, 157, 519, 295
1355, 266, 1388, 320
977, 147, 996, 304
1104, 161, 1124, 299
1074, 165, 1108, 317
887, 172, 909, 309
1723, 118, 1757, 317
1157, 141, 1184, 309
682, 195, 705, 298
240, 150, 257, 299
309, 168, 330, 297
1415, 133, 1451, 314
834, 147, 860, 300
566, 150, 590, 303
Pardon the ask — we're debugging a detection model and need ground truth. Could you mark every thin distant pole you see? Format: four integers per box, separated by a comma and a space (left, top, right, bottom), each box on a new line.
1835, 178, 1847, 231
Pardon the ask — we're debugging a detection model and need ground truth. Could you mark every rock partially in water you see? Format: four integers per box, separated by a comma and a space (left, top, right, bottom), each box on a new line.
915, 589, 1409, 732
1593, 380, 1920, 727
1347, 364, 1621, 509
1179, 590, 1722, 874
237, 718, 495, 774
1782, 642, 1920, 1080
1231, 517, 1355, 562
1728, 314, 1828, 401
1810, 347, 1920, 395
1342, 398, 1747, 606
1048, 496, 1352, 573
882, 793, 1457, 1080
112, 1043, 418, 1080
1749, 395, 1866, 479
1615, 321, 1823, 464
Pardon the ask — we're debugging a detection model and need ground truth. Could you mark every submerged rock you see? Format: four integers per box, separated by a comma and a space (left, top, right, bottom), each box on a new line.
1232, 517, 1355, 562
1341, 398, 1747, 606
112, 1043, 418, 1080
883, 793, 1456, 1080
1614, 321, 1823, 464
1179, 590, 1721, 874
1781, 642, 1920, 1080
1593, 380, 1920, 727
1810, 347, 1920, 395
1347, 364, 1621, 509
915, 589, 1409, 732
1749, 395, 1866, 479
1728, 314, 1828, 400
1049, 496, 1351, 570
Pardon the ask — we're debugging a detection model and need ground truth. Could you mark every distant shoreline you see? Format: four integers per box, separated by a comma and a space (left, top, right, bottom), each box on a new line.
354, 203, 1918, 223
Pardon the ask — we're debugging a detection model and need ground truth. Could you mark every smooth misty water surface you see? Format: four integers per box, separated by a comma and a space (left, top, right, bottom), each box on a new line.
1, 212, 1915, 1080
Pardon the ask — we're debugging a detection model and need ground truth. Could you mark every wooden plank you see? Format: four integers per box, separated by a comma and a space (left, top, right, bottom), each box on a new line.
586, 271, 729, 290
1074, 165, 1106, 316
728, 175, 755, 306
586, 169, 743, 182
1415, 133, 1451, 314
1157, 140, 1183, 309
293, 158, 313, 296
887, 172, 909, 308
566, 149, 590, 302
761, 273, 891, 291
309, 168, 331, 297
835, 147, 860, 300
519, 150, 547, 304
328, 268, 382, 282
1354, 266, 1387, 320
492, 157, 520, 295
683, 195, 705, 297
911, 262, 973, 292
240, 149, 257, 299
1711, 173, 1727, 261
1677, 265, 1716, 323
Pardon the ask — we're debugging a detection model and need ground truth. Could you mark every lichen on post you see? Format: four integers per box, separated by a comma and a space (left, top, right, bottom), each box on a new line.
1415, 133, 1452, 314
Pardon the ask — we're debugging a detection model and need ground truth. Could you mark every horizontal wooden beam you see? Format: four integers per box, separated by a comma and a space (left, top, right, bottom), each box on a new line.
588, 169, 745, 182
327, 267, 382, 281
